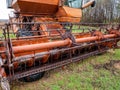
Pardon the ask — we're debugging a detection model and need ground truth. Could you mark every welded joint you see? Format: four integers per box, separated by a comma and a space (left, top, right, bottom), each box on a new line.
57, 28, 78, 46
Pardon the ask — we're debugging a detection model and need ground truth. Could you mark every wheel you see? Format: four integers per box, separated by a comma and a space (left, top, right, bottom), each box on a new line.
16, 29, 33, 37
17, 28, 45, 82
19, 72, 45, 82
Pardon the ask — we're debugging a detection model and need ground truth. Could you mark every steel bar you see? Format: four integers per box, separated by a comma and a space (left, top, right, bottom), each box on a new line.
13, 39, 71, 53
12, 34, 116, 53
12, 37, 120, 62
76, 34, 116, 43
82, 0, 95, 9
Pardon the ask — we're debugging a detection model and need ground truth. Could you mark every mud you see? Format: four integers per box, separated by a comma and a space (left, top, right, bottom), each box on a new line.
93, 60, 120, 75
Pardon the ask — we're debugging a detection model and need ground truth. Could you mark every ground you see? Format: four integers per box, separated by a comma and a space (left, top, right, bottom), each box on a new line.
6, 49, 120, 90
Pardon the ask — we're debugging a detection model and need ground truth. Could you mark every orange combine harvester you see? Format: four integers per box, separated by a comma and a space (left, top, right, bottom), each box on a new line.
0, 0, 120, 90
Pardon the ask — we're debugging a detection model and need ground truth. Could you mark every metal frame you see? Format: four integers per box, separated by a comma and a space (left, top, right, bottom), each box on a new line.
0, 22, 120, 82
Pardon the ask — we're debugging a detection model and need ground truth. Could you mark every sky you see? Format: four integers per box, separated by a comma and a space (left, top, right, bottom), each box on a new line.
0, 0, 12, 19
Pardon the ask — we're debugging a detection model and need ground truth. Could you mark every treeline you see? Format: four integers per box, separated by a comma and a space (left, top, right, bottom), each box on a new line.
82, 0, 120, 23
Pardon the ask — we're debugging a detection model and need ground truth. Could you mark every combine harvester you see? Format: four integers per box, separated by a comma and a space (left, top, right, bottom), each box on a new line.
0, 0, 120, 90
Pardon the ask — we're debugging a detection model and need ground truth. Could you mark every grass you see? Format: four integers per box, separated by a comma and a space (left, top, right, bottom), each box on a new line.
71, 25, 99, 33
0, 29, 16, 39
8, 49, 120, 90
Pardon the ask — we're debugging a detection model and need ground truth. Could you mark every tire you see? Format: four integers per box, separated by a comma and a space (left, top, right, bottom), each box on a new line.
16, 29, 33, 37
19, 72, 45, 82
17, 28, 45, 82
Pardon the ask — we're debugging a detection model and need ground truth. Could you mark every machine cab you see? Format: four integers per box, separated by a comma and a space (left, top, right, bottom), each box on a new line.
6, 0, 13, 8
64, 0, 95, 9
64, 0, 83, 9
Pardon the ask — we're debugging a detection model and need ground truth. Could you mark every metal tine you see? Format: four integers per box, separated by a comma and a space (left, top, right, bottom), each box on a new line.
25, 61, 27, 71
33, 51, 36, 67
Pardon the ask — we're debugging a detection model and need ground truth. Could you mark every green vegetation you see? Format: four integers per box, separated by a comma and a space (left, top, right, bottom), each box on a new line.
71, 25, 99, 33
10, 49, 120, 90
0, 29, 16, 39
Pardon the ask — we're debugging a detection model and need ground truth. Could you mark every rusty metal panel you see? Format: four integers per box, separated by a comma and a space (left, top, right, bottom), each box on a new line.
12, 0, 59, 15
56, 6, 82, 22
56, 6, 82, 17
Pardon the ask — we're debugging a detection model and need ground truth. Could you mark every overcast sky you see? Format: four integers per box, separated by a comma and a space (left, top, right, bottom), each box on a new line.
0, 0, 12, 19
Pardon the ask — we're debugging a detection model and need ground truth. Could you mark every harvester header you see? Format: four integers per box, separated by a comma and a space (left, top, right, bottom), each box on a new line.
0, 0, 119, 90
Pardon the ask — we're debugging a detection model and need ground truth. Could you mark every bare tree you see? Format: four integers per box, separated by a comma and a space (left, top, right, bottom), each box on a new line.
82, 0, 120, 23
